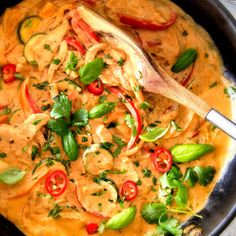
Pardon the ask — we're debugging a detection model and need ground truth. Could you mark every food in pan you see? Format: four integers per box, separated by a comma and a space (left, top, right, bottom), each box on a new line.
0, 0, 232, 235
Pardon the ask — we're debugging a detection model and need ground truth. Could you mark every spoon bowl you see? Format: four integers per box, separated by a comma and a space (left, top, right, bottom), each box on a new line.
77, 5, 236, 140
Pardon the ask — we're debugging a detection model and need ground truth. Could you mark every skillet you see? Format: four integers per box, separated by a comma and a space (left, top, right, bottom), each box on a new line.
0, 0, 236, 235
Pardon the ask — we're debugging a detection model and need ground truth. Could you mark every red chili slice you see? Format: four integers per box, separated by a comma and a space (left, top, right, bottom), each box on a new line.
119, 12, 177, 31
87, 80, 104, 96
151, 147, 172, 173
120, 180, 138, 201
86, 223, 99, 234
64, 36, 86, 55
2, 64, 16, 84
46, 170, 68, 197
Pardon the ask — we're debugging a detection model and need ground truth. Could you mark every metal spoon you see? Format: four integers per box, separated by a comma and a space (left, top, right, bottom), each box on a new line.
78, 5, 236, 140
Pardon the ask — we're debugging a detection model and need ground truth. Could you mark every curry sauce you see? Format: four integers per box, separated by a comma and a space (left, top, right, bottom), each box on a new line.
0, 0, 232, 235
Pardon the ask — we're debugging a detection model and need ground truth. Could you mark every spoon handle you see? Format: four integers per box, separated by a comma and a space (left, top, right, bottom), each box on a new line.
206, 109, 236, 140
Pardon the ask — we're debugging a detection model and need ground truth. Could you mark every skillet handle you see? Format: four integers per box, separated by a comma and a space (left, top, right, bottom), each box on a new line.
206, 109, 236, 140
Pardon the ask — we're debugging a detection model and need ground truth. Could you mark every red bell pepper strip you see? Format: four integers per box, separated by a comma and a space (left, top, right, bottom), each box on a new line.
76, 18, 100, 43
2, 64, 17, 84
151, 147, 172, 173
0, 115, 8, 124
119, 12, 177, 31
25, 85, 41, 114
64, 36, 86, 55
108, 86, 142, 150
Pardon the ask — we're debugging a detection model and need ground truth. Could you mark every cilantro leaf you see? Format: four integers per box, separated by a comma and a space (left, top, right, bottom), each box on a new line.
47, 118, 68, 136
183, 167, 198, 187
193, 166, 216, 186
184, 166, 215, 187
73, 109, 88, 127
158, 217, 182, 236
48, 204, 62, 218
66, 52, 78, 71
141, 203, 167, 224
62, 131, 79, 161
50, 94, 72, 119
174, 184, 188, 207
124, 114, 134, 129
79, 58, 105, 85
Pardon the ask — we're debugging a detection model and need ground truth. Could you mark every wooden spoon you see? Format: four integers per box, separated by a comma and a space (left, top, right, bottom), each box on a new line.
78, 5, 236, 140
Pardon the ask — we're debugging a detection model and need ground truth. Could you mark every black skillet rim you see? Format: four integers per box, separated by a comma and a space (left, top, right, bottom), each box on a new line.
0, 0, 236, 235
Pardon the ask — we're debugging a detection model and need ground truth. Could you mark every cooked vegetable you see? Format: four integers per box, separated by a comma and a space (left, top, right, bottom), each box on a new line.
62, 131, 79, 161
0, 168, 26, 185
158, 217, 182, 236
86, 223, 99, 234
0, 153, 7, 158
46, 170, 68, 196
119, 12, 177, 30
170, 143, 215, 163
64, 36, 85, 55
57, 78, 81, 93
19, 78, 41, 114
50, 93, 72, 119
87, 79, 104, 95
108, 87, 142, 149
73, 15, 100, 43
79, 58, 105, 85
47, 118, 68, 136
17, 16, 42, 44
141, 203, 166, 224
151, 147, 173, 173
23, 33, 46, 64
88, 102, 115, 119
106, 206, 136, 230
66, 52, 79, 71
120, 180, 138, 201
171, 48, 197, 73
1, 64, 16, 83
83, 144, 113, 175
184, 166, 216, 187
140, 126, 169, 142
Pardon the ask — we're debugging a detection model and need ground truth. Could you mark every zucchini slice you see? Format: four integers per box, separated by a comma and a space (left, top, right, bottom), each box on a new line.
83, 144, 113, 175
17, 16, 42, 44
23, 33, 46, 65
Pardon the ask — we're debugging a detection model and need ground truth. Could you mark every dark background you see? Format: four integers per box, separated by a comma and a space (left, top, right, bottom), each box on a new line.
0, 0, 236, 235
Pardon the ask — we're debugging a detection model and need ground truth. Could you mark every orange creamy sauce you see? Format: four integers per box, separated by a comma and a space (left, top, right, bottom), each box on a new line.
0, 0, 231, 235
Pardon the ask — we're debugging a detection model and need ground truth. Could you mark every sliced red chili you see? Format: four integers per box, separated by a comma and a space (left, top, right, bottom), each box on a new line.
2, 64, 16, 84
64, 36, 86, 55
46, 170, 67, 197
119, 12, 177, 31
151, 147, 172, 173
25, 85, 41, 114
87, 80, 104, 96
86, 223, 99, 234
120, 180, 138, 201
